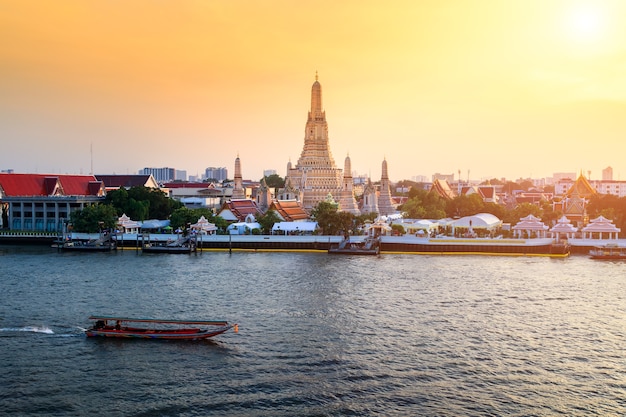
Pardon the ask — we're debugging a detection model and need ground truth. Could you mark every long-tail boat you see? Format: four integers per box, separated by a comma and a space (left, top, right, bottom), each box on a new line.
85, 316, 238, 340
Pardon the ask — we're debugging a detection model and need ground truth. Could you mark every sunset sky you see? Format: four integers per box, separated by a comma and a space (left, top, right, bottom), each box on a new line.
2, 0, 626, 182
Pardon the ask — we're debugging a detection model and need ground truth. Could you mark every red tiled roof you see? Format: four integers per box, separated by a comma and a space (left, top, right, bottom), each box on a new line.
478, 187, 494, 199
221, 199, 262, 221
0, 173, 104, 197
162, 182, 213, 189
96, 175, 155, 188
431, 179, 456, 200
269, 200, 308, 221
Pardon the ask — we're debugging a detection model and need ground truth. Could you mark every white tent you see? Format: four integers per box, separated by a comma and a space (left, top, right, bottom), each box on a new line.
393, 219, 439, 235
451, 213, 502, 229
227, 222, 261, 235
272, 221, 318, 235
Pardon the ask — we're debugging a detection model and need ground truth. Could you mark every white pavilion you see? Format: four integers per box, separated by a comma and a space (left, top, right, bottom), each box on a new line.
549, 215, 578, 243
512, 214, 549, 238
581, 215, 621, 240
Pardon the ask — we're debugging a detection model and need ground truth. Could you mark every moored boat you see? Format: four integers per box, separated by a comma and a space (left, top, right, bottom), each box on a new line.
328, 237, 380, 255
589, 244, 626, 260
141, 235, 197, 254
85, 316, 238, 340
56, 236, 117, 252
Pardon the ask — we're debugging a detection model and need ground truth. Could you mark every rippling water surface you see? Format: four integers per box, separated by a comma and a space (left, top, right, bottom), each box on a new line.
1, 245, 624, 416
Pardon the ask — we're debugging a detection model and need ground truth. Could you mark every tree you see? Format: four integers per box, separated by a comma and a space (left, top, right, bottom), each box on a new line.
310, 201, 338, 235
501, 181, 520, 195
391, 224, 405, 235
334, 211, 356, 237
257, 210, 282, 234
310, 201, 355, 235
354, 212, 377, 235
106, 186, 181, 220
169, 207, 228, 233
481, 202, 507, 220
587, 194, 626, 236
69, 204, 118, 233
400, 189, 447, 219
446, 194, 484, 218
262, 174, 285, 189
504, 202, 542, 225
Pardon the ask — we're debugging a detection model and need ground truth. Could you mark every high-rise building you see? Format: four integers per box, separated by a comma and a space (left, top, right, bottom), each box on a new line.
204, 167, 228, 182
286, 74, 343, 210
602, 166, 613, 181
140, 167, 175, 183
175, 170, 187, 181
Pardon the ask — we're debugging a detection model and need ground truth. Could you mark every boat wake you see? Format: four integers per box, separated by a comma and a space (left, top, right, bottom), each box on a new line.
0, 325, 54, 334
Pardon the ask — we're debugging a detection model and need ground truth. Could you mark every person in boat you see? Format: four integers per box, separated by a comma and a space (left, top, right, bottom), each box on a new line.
115, 320, 122, 330
94, 320, 105, 329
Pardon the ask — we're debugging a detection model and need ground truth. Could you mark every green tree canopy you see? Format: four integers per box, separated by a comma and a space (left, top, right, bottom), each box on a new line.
169, 207, 228, 232
504, 202, 542, 225
445, 194, 485, 218
69, 204, 118, 233
401, 189, 447, 219
257, 210, 282, 234
262, 174, 285, 189
310, 201, 356, 235
105, 186, 181, 220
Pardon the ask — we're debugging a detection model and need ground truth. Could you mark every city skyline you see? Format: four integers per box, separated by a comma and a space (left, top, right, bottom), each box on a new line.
2, 1, 626, 182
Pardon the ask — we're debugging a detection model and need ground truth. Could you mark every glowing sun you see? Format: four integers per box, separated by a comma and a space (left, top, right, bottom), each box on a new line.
565, 4, 606, 43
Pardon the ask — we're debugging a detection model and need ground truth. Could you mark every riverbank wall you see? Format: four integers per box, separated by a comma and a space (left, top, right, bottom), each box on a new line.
2, 232, 616, 256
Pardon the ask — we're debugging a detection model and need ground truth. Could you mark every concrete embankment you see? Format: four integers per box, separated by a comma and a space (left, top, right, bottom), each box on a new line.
1, 232, 619, 256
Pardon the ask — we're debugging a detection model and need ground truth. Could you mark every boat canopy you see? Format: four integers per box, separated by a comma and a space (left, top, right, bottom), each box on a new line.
88, 316, 228, 326
140, 219, 171, 230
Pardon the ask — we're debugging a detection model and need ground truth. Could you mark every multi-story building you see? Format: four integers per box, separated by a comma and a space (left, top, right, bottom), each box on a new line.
140, 167, 176, 183
589, 180, 626, 198
204, 167, 228, 182
0, 173, 106, 231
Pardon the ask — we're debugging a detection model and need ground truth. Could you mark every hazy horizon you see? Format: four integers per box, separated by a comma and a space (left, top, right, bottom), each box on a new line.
2, 1, 625, 182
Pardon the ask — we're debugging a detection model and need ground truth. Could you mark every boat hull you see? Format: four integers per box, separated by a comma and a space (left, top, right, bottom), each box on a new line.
328, 248, 379, 255
589, 245, 626, 260
85, 325, 233, 340
141, 246, 194, 254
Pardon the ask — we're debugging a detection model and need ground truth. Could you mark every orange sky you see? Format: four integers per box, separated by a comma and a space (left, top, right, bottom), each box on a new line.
1, 0, 626, 182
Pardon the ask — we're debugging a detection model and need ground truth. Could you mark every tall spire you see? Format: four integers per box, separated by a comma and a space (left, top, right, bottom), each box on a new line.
310, 72, 323, 117
338, 154, 360, 214
232, 154, 245, 199
285, 74, 342, 210
377, 158, 395, 216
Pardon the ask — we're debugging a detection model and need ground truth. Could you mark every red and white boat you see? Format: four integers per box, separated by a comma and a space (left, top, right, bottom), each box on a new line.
85, 316, 238, 340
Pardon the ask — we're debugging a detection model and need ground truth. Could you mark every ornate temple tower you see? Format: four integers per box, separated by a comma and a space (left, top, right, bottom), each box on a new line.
361, 178, 379, 215
337, 154, 360, 214
286, 74, 343, 210
377, 158, 395, 216
231, 154, 245, 200
256, 177, 272, 212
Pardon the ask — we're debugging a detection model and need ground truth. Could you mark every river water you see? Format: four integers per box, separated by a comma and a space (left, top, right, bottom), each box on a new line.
1, 245, 624, 416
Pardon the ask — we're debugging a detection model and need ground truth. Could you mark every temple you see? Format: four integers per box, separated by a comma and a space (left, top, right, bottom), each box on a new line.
286, 74, 343, 211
